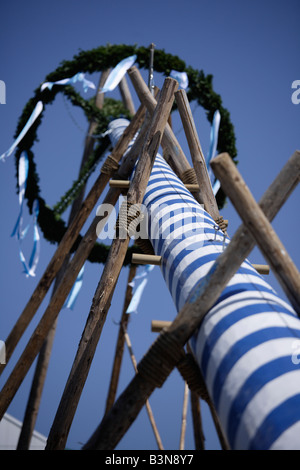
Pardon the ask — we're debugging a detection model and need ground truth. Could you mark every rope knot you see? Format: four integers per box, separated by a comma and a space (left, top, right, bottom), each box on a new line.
215, 216, 228, 234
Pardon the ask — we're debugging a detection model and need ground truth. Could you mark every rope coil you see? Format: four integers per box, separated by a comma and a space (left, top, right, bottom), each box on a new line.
215, 216, 228, 234
137, 329, 185, 388
115, 200, 144, 239
181, 168, 198, 185
101, 154, 120, 176
135, 238, 155, 255
176, 353, 210, 402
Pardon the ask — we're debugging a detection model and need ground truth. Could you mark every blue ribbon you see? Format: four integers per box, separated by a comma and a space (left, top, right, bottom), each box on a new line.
170, 70, 189, 90
41, 72, 96, 93
99, 55, 137, 94
64, 263, 85, 310
0, 101, 43, 162
11, 151, 40, 277
126, 265, 154, 315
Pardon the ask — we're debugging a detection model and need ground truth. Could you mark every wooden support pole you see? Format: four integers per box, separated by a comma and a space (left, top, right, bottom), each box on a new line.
119, 75, 136, 116
104, 76, 145, 415
179, 382, 189, 450
44, 77, 179, 450
133, 253, 269, 275
175, 89, 220, 221
0, 114, 149, 422
211, 152, 300, 314
128, 66, 204, 205
122, 326, 164, 450
104, 265, 137, 414
190, 392, 205, 450
0, 101, 146, 375
82, 150, 300, 450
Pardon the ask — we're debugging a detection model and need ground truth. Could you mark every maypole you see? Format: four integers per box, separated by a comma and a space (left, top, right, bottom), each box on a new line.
82, 119, 300, 449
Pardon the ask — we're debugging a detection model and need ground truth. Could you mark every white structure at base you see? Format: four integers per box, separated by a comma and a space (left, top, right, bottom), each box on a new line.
0, 413, 47, 450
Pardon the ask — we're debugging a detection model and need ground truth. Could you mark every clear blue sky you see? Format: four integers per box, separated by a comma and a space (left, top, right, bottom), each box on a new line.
0, 0, 299, 450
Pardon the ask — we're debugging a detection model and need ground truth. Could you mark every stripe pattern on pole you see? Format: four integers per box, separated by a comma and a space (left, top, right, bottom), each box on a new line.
143, 154, 300, 450
110, 119, 300, 450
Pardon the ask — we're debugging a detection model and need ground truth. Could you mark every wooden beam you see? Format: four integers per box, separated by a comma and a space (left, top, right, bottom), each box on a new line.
119, 75, 136, 116
104, 265, 137, 414
211, 152, 300, 314
190, 392, 205, 450
179, 382, 189, 450
175, 89, 220, 221
81, 150, 300, 450
122, 326, 164, 450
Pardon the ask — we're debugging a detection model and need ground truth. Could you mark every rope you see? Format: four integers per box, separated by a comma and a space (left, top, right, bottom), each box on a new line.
181, 168, 198, 185
176, 353, 210, 402
115, 200, 144, 239
135, 238, 155, 255
215, 216, 228, 234
137, 329, 185, 388
101, 154, 120, 176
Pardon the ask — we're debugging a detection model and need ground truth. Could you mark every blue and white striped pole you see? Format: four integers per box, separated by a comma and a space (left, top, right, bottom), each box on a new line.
110, 119, 300, 450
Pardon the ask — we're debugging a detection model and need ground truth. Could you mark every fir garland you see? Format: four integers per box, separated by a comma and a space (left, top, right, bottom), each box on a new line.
13, 44, 237, 265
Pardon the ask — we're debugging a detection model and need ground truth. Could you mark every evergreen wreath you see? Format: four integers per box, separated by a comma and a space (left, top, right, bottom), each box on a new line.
13, 44, 237, 265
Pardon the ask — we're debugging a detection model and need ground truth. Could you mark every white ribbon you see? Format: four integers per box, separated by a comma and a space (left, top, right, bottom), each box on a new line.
11, 151, 29, 239
64, 263, 85, 310
170, 70, 189, 90
11, 151, 40, 277
41, 72, 96, 93
126, 264, 154, 315
206, 110, 221, 191
0, 101, 43, 162
0, 341, 5, 364
99, 55, 137, 94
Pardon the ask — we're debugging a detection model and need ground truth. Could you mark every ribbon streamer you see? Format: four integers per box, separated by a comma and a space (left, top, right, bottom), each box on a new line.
0, 101, 43, 162
99, 55, 137, 94
11, 151, 29, 239
212, 179, 221, 196
170, 70, 189, 90
126, 264, 154, 315
11, 151, 40, 277
41, 72, 96, 93
0, 341, 5, 364
64, 263, 85, 310
206, 110, 221, 190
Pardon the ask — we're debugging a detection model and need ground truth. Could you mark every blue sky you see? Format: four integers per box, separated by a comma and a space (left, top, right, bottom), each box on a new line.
0, 0, 299, 450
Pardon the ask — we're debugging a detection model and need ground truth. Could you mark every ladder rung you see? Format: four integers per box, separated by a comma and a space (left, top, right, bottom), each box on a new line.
132, 253, 270, 275
110, 179, 200, 192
